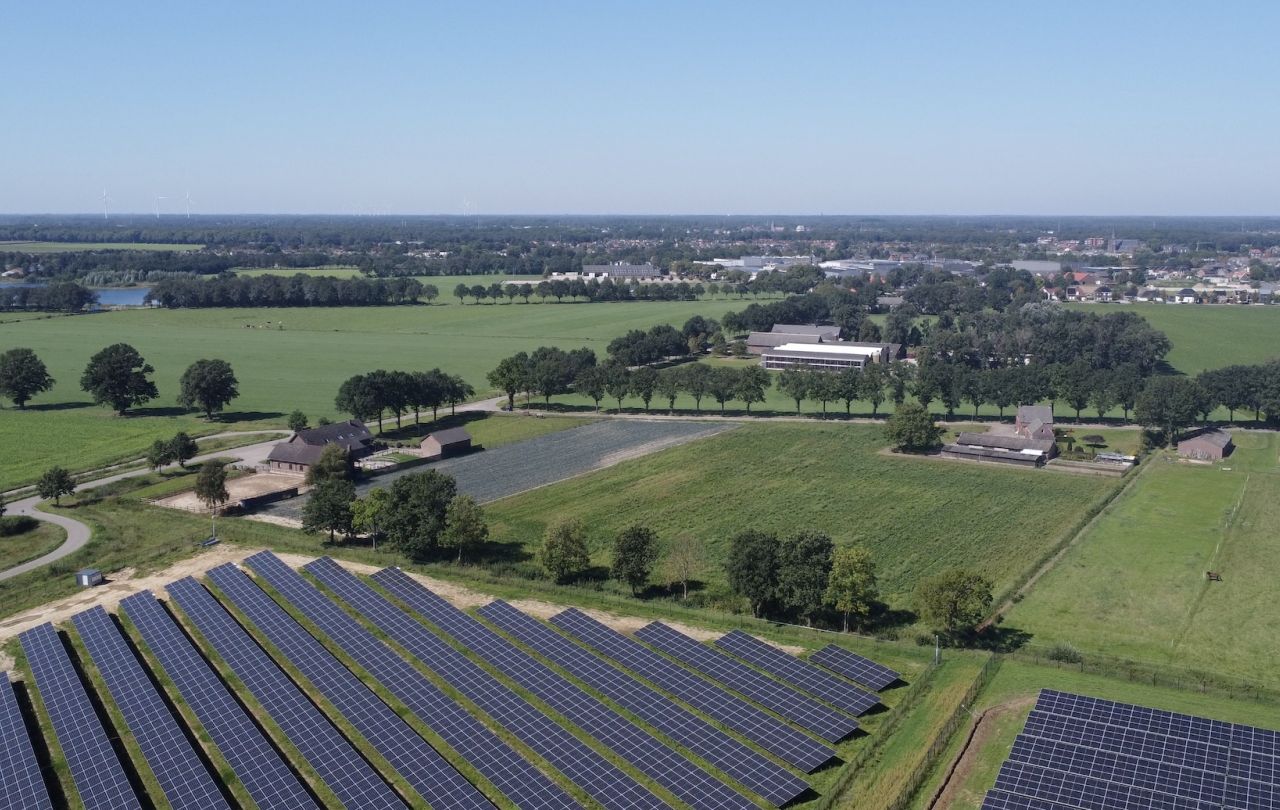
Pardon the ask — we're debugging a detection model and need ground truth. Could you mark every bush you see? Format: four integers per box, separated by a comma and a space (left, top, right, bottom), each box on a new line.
0, 515, 39, 536
1045, 642, 1083, 663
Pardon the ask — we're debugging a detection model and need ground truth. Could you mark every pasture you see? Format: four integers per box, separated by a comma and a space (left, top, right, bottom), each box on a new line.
1068, 302, 1280, 374
0, 300, 742, 490
484, 422, 1121, 603
1006, 431, 1280, 685
0, 241, 203, 252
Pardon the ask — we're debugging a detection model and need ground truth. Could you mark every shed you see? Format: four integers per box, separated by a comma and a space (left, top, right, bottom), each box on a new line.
76, 569, 104, 587
421, 427, 473, 460
1177, 429, 1233, 461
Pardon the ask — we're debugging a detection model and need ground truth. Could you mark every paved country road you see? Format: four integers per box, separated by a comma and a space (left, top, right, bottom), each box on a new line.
0, 432, 288, 582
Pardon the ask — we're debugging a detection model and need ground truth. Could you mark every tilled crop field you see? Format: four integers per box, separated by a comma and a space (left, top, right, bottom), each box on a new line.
258, 419, 736, 521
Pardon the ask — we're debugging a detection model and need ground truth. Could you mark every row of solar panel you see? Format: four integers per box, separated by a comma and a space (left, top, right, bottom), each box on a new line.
9, 553, 902, 809
981, 690, 1280, 810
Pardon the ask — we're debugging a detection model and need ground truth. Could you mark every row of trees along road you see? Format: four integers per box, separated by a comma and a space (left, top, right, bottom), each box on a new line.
0, 345, 240, 418
335, 368, 473, 428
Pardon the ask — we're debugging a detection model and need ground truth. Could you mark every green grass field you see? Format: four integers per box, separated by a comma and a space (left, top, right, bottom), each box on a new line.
232, 264, 365, 278
1007, 430, 1280, 685
0, 241, 203, 253
0, 520, 64, 570
0, 301, 742, 491
1068, 303, 1280, 374
485, 423, 1120, 603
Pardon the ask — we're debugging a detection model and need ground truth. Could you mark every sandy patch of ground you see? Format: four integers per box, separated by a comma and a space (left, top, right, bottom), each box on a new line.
244, 513, 304, 529
0, 547, 787, 656
153, 472, 301, 513
928, 695, 1037, 810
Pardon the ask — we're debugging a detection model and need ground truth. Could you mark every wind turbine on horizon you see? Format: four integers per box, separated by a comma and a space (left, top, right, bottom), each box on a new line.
183, 190, 194, 218
154, 195, 168, 218
100, 189, 114, 220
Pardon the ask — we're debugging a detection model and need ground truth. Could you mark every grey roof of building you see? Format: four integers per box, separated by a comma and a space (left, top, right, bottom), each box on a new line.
267, 419, 372, 465
582, 264, 657, 276
769, 324, 841, 336
954, 432, 1055, 453
942, 444, 1041, 463
1017, 405, 1054, 425
761, 347, 874, 364
747, 331, 822, 347
1178, 429, 1233, 449
425, 427, 472, 445
266, 440, 328, 466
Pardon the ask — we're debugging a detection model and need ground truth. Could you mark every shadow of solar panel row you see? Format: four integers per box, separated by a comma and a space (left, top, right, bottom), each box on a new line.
981, 787, 1087, 810
477, 599, 808, 807
119, 592, 319, 810
17, 622, 141, 810
373, 566, 756, 810
245, 554, 575, 810
992, 758, 1224, 810
1022, 709, 1278, 787
303, 555, 645, 810
714, 630, 879, 717
808, 645, 900, 692
1038, 690, 1279, 758
1007, 732, 1231, 806
0, 673, 53, 810
71, 606, 231, 810
635, 622, 859, 743
207, 561, 492, 810
166, 576, 406, 810
550, 608, 835, 773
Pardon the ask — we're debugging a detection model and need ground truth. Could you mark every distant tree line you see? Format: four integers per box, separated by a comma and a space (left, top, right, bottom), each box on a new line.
147, 274, 430, 307
0, 281, 97, 312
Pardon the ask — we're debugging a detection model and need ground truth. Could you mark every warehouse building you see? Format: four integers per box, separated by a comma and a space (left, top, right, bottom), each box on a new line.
761, 342, 891, 371
941, 432, 1058, 467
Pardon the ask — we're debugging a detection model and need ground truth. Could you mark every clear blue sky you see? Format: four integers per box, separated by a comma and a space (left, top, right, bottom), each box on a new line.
4, 1, 1277, 215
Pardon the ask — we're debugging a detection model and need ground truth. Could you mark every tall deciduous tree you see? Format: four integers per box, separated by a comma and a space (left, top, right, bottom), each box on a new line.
1135, 375, 1210, 440
540, 519, 591, 583
194, 461, 230, 514
726, 529, 779, 618
80, 343, 158, 414
736, 366, 769, 412
350, 487, 389, 548
914, 568, 993, 635
381, 470, 457, 561
630, 366, 659, 410
825, 545, 878, 632
305, 443, 351, 485
178, 358, 239, 419
0, 348, 54, 409
303, 477, 355, 542
776, 368, 810, 414
661, 533, 705, 600
777, 531, 834, 626
488, 353, 530, 411
612, 524, 659, 595
440, 494, 488, 563
168, 432, 199, 468
287, 410, 309, 431
37, 466, 76, 505
884, 402, 943, 453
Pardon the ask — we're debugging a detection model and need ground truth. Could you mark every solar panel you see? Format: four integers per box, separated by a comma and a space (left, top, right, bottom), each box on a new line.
18, 622, 142, 810
809, 644, 901, 691
477, 599, 809, 808
243, 554, 575, 810
550, 608, 835, 773
165, 576, 405, 810
635, 622, 860, 743
205, 561, 491, 810
71, 606, 231, 810
980, 787, 1081, 809
372, 566, 755, 810
119, 591, 318, 810
300, 556, 634, 810
980, 690, 1280, 810
714, 630, 880, 716
0, 673, 53, 810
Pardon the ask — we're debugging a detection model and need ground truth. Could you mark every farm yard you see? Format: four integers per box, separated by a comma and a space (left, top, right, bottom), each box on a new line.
1006, 430, 1280, 685
257, 418, 736, 522
484, 422, 1122, 603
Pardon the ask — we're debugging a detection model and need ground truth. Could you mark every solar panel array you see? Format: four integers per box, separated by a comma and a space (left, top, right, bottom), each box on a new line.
119, 591, 319, 810
982, 689, 1280, 810
166, 576, 406, 810
301, 555, 638, 810
18, 622, 142, 810
810, 644, 902, 691
205, 561, 492, 810
243, 553, 574, 810
551, 607, 836, 773
715, 630, 880, 717
71, 606, 231, 810
477, 599, 809, 807
635, 622, 860, 742
0, 673, 53, 810
373, 566, 757, 810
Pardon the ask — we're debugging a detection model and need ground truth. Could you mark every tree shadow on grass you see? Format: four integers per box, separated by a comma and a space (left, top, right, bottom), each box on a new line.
17, 400, 96, 412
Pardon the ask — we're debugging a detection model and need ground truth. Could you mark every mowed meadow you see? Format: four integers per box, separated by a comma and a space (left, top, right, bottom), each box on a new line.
484, 422, 1121, 603
1007, 430, 1280, 684
0, 300, 742, 490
